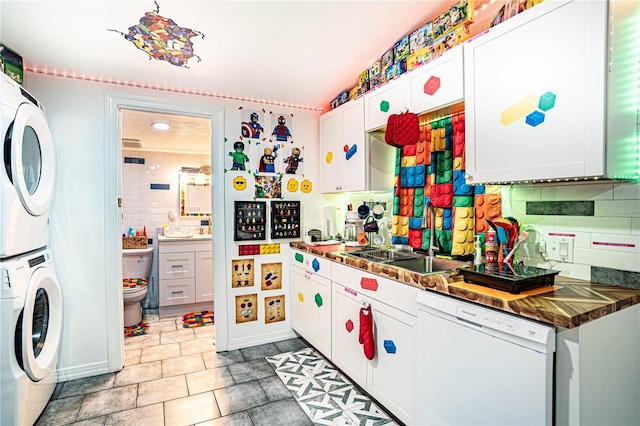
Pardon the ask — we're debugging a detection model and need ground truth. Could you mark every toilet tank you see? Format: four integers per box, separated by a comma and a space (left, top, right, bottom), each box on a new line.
122, 247, 153, 279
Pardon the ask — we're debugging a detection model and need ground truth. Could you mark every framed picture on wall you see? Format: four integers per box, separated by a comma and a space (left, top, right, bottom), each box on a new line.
234, 201, 266, 241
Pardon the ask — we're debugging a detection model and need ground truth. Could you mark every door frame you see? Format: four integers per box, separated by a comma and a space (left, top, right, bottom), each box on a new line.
104, 92, 228, 370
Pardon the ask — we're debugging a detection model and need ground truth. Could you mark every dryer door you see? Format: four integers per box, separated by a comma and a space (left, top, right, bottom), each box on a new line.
20, 266, 63, 382
7, 102, 55, 216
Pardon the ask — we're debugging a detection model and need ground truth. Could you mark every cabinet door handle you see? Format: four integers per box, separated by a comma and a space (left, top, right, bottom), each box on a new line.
171, 264, 184, 268
172, 290, 184, 294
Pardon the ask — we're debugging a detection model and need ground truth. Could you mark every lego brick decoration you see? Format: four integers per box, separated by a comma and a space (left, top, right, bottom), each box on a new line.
231, 259, 254, 288
261, 262, 282, 291
235, 294, 258, 324
265, 295, 285, 324
238, 244, 281, 256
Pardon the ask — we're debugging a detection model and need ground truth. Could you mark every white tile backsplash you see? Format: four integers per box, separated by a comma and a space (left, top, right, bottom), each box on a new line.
503, 181, 640, 279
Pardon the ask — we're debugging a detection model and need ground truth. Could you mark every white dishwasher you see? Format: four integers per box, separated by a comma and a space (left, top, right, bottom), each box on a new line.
416, 291, 555, 426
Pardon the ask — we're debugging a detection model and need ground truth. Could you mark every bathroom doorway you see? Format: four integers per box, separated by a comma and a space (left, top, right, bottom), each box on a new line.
120, 108, 212, 314
105, 93, 228, 369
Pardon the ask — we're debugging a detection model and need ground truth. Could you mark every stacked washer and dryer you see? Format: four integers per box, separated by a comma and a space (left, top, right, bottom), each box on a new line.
0, 73, 63, 425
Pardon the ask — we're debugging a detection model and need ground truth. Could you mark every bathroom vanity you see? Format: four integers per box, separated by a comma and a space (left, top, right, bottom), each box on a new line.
157, 235, 213, 317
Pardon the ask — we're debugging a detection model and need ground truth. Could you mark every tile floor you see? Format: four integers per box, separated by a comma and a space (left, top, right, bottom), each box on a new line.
36, 314, 314, 426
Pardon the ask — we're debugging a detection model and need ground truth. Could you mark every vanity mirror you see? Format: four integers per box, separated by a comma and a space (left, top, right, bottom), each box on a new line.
180, 172, 212, 217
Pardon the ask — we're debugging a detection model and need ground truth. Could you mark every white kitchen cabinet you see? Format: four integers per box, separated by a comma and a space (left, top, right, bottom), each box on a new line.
290, 249, 332, 358
555, 304, 640, 426
319, 98, 395, 193
405, 45, 464, 116
158, 238, 213, 317
363, 78, 405, 132
331, 263, 418, 424
464, 0, 639, 184
364, 45, 464, 132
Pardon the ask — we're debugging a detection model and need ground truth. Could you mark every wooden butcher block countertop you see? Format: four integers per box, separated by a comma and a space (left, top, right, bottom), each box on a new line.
290, 242, 640, 329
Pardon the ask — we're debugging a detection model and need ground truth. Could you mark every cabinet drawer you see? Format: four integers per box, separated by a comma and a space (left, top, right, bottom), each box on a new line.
290, 249, 332, 279
159, 278, 196, 306
159, 252, 195, 280
331, 263, 420, 316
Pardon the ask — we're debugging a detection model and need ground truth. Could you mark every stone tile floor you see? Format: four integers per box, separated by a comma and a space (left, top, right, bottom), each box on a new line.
35, 314, 313, 426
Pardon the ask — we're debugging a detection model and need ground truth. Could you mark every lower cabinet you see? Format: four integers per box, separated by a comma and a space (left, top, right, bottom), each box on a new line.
332, 281, 417, 425
158, 239, 213, 317
290, 263, 332, 358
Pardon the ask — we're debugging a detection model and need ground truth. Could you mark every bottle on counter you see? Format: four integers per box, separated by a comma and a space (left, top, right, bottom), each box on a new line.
474, 236, 484, 265
485, 229, 498, 263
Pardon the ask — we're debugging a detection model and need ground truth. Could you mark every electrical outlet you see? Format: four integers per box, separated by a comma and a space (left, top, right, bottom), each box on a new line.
545, 236, 574, 262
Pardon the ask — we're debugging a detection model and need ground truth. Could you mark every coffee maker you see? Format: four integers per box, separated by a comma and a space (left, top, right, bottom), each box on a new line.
342, 211, 364, 246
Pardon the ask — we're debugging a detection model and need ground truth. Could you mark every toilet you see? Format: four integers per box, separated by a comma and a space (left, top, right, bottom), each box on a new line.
122, 247, 153, 327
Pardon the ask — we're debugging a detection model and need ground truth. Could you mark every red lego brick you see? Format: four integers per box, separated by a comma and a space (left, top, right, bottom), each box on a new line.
430, 183, 453, 208
424, 76, 441, 96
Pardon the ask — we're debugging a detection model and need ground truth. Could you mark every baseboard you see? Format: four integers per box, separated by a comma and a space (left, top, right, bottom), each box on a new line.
228, 329, 297, 351
56, 360, 117, 382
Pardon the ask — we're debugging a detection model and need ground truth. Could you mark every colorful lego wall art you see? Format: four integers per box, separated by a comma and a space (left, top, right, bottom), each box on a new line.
109, 1, 204, 68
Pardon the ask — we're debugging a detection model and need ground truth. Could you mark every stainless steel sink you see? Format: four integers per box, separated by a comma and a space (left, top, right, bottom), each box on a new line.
388, 256, 469, 274
341, 247, 469, 274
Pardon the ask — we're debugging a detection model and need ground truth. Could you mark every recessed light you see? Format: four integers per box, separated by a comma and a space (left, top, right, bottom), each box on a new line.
151, 121, 170, 130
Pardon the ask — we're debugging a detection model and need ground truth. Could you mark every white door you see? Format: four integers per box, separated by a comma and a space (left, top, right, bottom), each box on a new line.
7, 102, 55, 216
20, 266, 63, 381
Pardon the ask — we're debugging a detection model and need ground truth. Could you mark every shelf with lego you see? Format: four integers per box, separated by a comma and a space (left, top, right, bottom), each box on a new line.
234, 201, 266, 241
270, 201, 300, 239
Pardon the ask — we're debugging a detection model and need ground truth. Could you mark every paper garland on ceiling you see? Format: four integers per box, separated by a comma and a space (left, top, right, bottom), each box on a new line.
109, 1, 204, 68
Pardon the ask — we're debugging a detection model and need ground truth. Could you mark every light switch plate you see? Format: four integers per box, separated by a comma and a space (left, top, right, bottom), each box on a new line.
546, 236, 574, 262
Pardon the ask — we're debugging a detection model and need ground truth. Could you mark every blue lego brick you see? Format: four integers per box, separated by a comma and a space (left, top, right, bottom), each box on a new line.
383, 340, 397, 354
442, 208, 453, 231
474, 185, 486, 195
400, 165, 426, 188
445, 134, 454, 150
538, 91, 556, 111
526, 111, 545, 127
391, 236, 409, 245
345, 144, 358, 160
453, 170, 472, 195
408, 217, 423, 230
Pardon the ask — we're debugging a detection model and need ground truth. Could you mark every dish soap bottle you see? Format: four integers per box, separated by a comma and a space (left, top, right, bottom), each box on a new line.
474, 236, 484, 265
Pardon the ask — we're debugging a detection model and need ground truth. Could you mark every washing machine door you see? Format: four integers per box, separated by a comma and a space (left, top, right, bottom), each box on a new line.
20, 266, 63, 382
6, 102, 55, 216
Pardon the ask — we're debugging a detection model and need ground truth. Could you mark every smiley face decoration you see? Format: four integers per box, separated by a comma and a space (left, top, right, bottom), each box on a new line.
109, 1, 204, 68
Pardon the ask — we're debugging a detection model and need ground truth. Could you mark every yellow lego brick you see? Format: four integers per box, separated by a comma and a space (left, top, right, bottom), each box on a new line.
401, 156, 417, 167
485, 185, 502, 194
453, 157, 463, 171
500, 94, 538, 125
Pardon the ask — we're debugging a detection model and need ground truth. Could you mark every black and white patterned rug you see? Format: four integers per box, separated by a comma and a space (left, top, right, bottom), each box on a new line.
266, 347, 397, 425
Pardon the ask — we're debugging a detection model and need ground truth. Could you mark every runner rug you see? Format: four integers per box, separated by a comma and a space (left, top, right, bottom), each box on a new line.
266, 347, 397, 425
182, 310, 215, 328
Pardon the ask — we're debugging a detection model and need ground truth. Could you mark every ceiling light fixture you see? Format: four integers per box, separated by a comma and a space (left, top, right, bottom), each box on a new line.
151, 121, 171, 130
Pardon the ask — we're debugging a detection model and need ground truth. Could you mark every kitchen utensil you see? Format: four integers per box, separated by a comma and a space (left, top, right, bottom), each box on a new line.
357, 202, 370, 219
503, 231, 529, 263
497, 227, 509, 256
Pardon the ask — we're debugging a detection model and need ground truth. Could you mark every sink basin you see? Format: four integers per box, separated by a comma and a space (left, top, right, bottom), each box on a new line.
341, 247, 469, 274
388, 256, 469, 274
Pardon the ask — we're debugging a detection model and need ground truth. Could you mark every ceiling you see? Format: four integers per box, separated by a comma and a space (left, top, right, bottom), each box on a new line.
121, 109, 212, 154
1, 0, 498, 112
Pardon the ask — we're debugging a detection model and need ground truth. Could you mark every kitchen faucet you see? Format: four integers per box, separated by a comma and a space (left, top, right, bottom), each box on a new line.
422, 201, 439, 258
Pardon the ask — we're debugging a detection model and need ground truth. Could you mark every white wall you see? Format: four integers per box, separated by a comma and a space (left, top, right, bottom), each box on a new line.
502, 182, 640, 282
25, 72, 327, 380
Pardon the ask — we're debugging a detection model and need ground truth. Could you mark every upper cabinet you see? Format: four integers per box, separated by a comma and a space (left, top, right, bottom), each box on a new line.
464, 0, 640, 184
320, 97, 395, 193
364, 45, 465, 132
